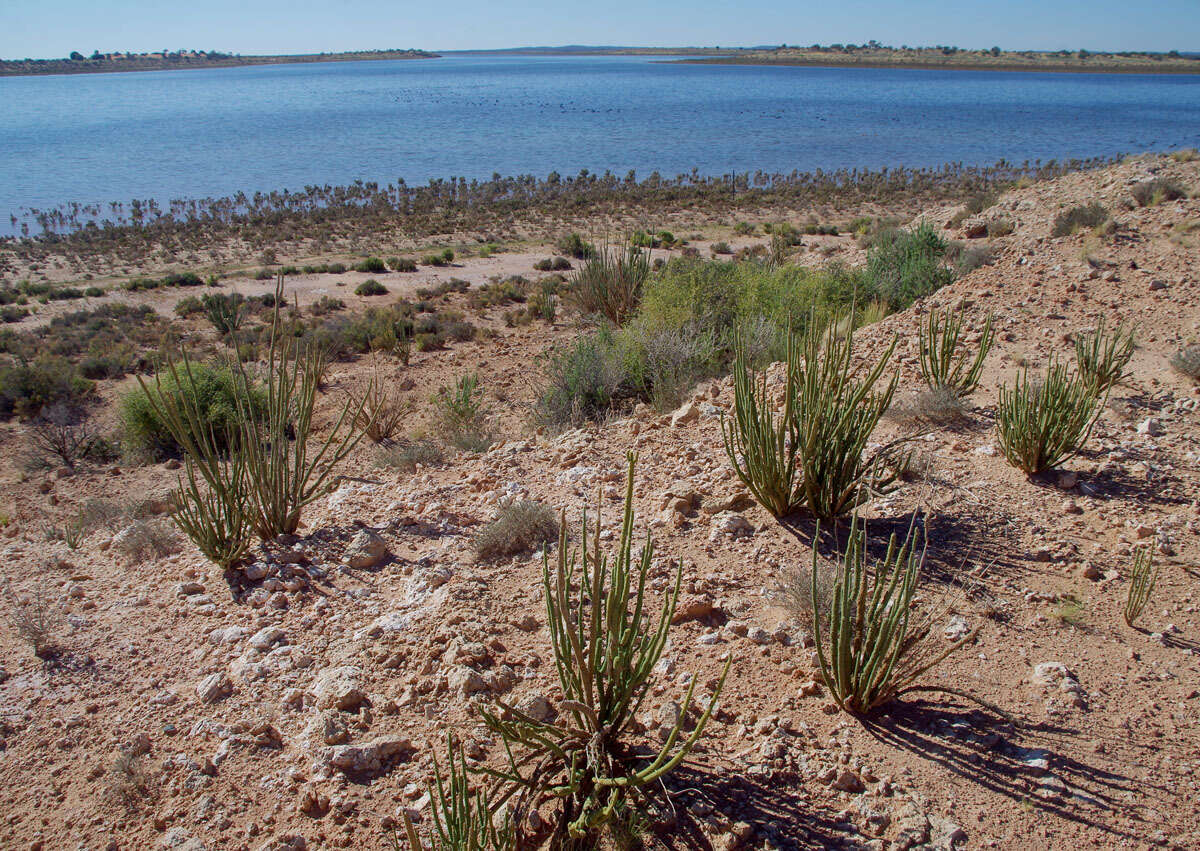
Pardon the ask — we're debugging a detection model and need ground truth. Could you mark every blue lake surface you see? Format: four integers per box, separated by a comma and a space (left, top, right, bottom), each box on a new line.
2, 54, 1199, 231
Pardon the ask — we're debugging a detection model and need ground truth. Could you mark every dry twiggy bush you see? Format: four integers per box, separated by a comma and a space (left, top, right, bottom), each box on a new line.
4, 576, 64, 659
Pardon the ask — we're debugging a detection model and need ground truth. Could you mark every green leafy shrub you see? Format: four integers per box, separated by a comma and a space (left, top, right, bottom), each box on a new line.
0, 356, 93, 419
865, 220, 955, 310
533, 256, 572, 272
710, 240, 733, 255
354, 257, 387, 273
812, 513, 976, 714
201, 293, 244, 334
388, 256, 418, 272
996, 359, 1102, 474
308, 295, 345, 316
121, 363, 262, 459
555, 232, 595, 259
355, 279, 388, 296
422, 248, 455, 267
536, 331, 627, 427
1051, 202, 1108, 237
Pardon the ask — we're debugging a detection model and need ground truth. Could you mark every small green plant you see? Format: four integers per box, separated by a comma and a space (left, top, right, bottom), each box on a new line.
435, 373, 493, 452
1074, 317, 1134, 395
356, 279, 388, 296
1051, 202, 1108, 237
569, 241, 650, 326
477, 454, 728, 848
918, 307, 994, 397
710, 240, 733, 255
1123, 547, 1159, 628
389, 257, 418, 273
397, 737, 514, 850
1168, 344, 1200, 381
122, 363, 260, 459
995, 359, 1102, 475
811, 514, 976, 714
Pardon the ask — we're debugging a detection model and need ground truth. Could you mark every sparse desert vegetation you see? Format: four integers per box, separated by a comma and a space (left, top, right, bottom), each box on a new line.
0, 152, 1199, 851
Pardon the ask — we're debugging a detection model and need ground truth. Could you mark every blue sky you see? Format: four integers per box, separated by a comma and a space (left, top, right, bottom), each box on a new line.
2, 0, 1198, 59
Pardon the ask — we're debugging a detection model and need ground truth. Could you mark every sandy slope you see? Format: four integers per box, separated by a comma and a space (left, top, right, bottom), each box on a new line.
0, 153, 1197, 851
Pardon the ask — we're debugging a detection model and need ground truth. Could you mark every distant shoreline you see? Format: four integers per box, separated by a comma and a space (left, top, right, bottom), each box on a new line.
0, 49, 438, 78
676, 48, 1200, 75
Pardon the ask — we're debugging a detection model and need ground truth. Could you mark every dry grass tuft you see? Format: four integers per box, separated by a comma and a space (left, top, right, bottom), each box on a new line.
472, 500, 559, 561
114, 521, 179, 561
888, 386, 972, 427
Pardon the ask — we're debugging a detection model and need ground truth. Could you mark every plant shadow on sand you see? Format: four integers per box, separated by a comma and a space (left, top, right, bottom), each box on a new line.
777, 505, 1027, 590
860, 696, 1176, 842
661, 761, 849, 850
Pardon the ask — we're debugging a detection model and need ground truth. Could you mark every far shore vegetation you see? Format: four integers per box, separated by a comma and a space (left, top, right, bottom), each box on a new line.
677, 42, 1200, 74
0, 47, 437, 78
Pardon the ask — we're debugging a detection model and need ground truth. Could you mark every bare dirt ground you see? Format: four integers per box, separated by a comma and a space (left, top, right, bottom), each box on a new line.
0, 153, 1197, 851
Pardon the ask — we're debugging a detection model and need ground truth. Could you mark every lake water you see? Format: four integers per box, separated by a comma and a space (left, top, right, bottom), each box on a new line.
2, 54, 1199, 233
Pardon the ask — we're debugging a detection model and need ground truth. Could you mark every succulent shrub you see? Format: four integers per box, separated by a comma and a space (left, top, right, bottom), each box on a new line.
918, 307, 994, 397
723, 319, 899, 520
435, 373, 493, 452
1074, 317, 1134, 395
1123, 547, 1159, 628
234, 278, 369, 538
397, 737, 514, 850
811, 514, 977, 714
477, 454, 729, 848
995, 358, 1102, 475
